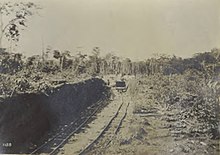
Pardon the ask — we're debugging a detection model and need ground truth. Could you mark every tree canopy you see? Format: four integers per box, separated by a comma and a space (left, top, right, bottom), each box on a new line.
0, 1, 40, 48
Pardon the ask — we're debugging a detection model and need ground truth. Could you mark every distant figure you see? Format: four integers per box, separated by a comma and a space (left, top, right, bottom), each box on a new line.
107, 79, 110, 86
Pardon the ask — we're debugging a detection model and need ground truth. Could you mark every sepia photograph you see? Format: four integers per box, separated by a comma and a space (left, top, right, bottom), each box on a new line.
0, 0, 219, 154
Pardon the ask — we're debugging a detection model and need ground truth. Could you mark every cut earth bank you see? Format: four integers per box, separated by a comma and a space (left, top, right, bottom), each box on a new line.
0, 78, 109, 154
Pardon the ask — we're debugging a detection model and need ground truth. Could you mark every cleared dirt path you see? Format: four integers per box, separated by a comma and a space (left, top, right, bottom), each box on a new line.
85, 98, 130, 155
57, 90, 124, 155
57, 76, 219, 155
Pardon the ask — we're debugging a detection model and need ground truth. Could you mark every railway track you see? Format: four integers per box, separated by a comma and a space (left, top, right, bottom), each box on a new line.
30, 98, 108, 155
79, 93, 130, 155
31, 91, 129, 155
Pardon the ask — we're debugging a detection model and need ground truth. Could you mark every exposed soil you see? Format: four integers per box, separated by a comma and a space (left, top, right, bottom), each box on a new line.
0, 74, 219, 155
57, 91, 124, 155
101, 75, 220, 155
0, 78, 109, 154
57, 74, 219, 155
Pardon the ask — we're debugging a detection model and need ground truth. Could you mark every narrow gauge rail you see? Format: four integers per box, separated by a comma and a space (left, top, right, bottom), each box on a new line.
30, 99, 108, 155
79, 94, 130, 155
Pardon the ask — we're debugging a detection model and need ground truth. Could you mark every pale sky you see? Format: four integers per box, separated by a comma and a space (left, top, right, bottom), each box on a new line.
3, 0, 220, 60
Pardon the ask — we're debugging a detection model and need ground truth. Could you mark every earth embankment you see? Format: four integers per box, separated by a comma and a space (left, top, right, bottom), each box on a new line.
0, 78, 109, 153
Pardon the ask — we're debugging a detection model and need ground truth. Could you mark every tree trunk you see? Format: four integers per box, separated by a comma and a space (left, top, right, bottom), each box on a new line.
0, 11, 3, 48
60, 56, 64, 72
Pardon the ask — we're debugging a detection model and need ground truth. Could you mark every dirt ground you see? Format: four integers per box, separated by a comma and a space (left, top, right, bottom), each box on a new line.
59, 74, 219, 155
102, 75, 220, 155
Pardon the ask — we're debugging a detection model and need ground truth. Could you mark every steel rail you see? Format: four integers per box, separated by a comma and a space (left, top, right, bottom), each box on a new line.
79, 94, 129, 155
30, 99, 105, 155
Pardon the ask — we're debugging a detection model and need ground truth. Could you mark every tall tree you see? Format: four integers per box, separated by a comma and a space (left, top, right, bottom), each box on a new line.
122, 58, 132, 75
53, 49, 71, 72
88, 47, 101, 75
75, 52, 87, 74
